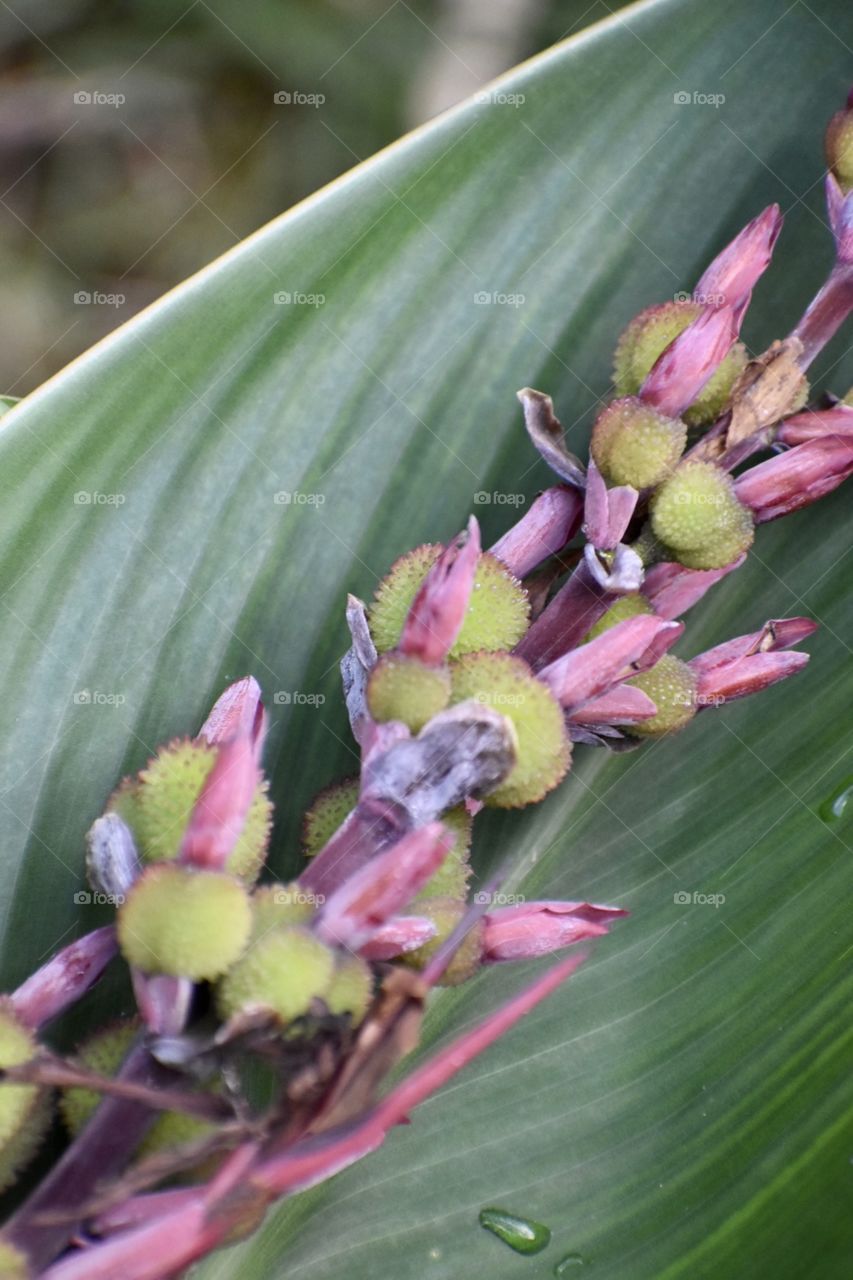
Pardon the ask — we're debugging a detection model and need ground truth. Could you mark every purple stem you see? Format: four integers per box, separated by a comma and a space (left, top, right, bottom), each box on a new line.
792, 263, 853, 369
11, 927, 117, 1029
514, 561, 609, 670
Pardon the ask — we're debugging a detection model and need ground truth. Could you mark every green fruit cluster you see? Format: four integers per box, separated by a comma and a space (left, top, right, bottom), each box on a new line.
0, 1001, 50, 1194
367, 653, 451, 733
591, 397, 686, 489
650, 460, 754, 569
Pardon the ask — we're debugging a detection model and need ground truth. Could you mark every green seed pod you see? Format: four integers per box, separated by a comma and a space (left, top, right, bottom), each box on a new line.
650, 460, 754, 569
0, 1001, 50, 1194
61, 1019, 216, 1171
402, 897, 484, 986
217, 927, 335, 1025
366, 653, 451, 733
369, 546, 529, 658
0, 1241, 30, 1279
109, 739, 272, 885
118, 865, 251, 980
449, 653, 570, 808
826, 104, 853, 193
250, 883, 317, 939
628, 655, 697, 736
583, 591, 652, 643
591, 397, 686, 489
416, 805, 472, 901
324, 954, 373, 1025
302, 778, 359, 858
613, 301, 747, 427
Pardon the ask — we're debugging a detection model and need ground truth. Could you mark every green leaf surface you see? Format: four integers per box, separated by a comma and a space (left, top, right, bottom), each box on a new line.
0, 0, 851, 1276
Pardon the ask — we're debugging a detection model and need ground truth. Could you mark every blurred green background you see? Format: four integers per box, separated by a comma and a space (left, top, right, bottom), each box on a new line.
0, 0, 624, 396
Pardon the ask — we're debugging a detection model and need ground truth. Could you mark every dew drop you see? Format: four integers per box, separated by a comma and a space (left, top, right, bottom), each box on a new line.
819, 776, 853, 823
554, 1254, 585, 1274
479, 1207, 551, 1255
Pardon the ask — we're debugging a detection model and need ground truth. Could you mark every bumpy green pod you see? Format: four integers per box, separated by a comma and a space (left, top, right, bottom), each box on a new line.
628, 655, 697, 736
369, 546, 529, 658
0, 1000, 50, 1194
401, 897, 484, 986
0, 1241, 30, 1278
324, 955, 374, 1025
217, 927, 335, 1025
449, 653, 571, 808
416, 805, 472, 901
584, 592, 652, 642
118, 865, 251, 980
591, 397, 686, 489
650, 460, 754, 569
249, 883, 317, 939
367, 653, 451, 733
302, 778, 359, 858
109, 738, 272, 884
613, 300, 747, 427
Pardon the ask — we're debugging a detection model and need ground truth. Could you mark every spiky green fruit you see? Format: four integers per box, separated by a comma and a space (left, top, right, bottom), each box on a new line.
324, 955, 373, 1025
613, 301, 747, 427
449, 653, 570, 808
401, 897, 484, 986
584, 592, 652, 643
250, 884, 317, 939
591, 397, 686, 488
0, 1242, 29, 1279
109, 739, 272, 885
826, 106, 853, 192
367, 653, 451, 733
118, 865, 251, 980
302, 778, 358, 858
650, 460, 754, 569
217, 927, 335, 1025
369, 546, 529, 658
628, 655, 697, 736
60, 1019, 216, 1167
417, 805, 472, 901
0, 1001, 49, 1194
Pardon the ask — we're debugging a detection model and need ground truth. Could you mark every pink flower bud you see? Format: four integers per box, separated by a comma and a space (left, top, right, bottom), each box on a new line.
399, 517, 481, 664
197, 676, 265, 753
582, 460, 638, 551
689, 617, 815, 705
359, 915, 438, 960
640, 305, 738, 419
734, 437, 853, 522
776, 403, 853, 446
179, 731, 259, 871
567, 684, 657, 726
482, 901, 628, 962
315, 822, 452, 951
689, 617, 817, 676
539, 614, 682, 711
490, 486, 583, 576
642, 558, 745, 619
694, 204, 782, 320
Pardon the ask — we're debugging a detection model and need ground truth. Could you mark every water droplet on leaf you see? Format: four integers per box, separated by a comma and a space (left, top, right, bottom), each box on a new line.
479, 1207, 551, 1254
554, 1254, 586, 1274
819, 776, 853, 823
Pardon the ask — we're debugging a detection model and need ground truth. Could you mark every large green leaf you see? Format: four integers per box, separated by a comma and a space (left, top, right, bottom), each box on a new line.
1, 0, 851, 1275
